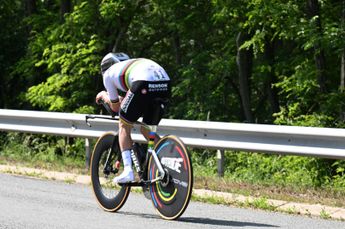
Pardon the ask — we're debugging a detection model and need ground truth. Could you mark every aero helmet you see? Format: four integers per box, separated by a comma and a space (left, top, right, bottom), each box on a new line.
101, 52, 130, 74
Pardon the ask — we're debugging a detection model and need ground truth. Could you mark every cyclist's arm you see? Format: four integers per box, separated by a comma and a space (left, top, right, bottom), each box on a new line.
95, 91, 120, 113
100, 71, 122, 113
109, 99, 120, 113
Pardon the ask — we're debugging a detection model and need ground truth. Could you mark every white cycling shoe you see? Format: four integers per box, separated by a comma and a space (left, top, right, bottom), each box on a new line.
113, 168, 134, 184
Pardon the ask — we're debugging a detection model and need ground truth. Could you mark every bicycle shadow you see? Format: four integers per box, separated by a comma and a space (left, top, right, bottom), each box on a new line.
179, 217, 278, 228
118, 211, 278, 227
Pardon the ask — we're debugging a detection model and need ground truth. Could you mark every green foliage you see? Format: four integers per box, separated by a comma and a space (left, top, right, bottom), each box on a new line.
331, 160, 345, 189
274, 58, 345, 127
0, 133, 86, 169
192, 149, 345, 189
20, 3, 102, 112
241, 0, 301, 55
4, 0, 344, 123
191, 149, 218, 176
2, 0, 345, 192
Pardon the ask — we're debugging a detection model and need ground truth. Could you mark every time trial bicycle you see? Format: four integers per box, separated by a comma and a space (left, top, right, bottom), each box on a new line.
85, 100, 193, 220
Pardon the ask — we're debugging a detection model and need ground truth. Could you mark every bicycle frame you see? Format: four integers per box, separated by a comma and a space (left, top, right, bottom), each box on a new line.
145, 125, 166, 182
86, 115, 166, 184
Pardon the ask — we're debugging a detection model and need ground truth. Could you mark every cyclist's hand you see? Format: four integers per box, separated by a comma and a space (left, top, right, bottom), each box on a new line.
96, 91, 109, 104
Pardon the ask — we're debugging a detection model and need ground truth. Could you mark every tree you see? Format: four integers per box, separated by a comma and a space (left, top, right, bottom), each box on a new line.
341, 0, 345, 92
264, 38, 279, 114
60, 0, 72, 21
307, 0, 327, 93
25, 0, 37, 15
236, 31, 254, 122
0, 1, 27, 108
2, 0, 345, 127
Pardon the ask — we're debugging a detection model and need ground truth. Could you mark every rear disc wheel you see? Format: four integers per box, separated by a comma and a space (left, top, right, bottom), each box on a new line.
148, 135, 193, 220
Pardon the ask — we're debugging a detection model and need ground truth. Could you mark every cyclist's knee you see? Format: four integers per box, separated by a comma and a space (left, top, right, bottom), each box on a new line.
119, 120, 132, 136
140, 125, 160, 143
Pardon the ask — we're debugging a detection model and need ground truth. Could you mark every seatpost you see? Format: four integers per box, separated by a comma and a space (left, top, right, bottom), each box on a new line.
147, 125, 156, 150
147, 125, 166, 179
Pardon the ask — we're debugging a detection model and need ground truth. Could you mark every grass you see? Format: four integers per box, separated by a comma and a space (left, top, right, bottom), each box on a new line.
193, 175, 345, 209
192, 194, 230, 205
64, 178, 76, 184
320, 209, 332, 220
249, 197, 276, 211
0, 155, 87, 175
284, 206, 298, 215
192, 192, 276, 212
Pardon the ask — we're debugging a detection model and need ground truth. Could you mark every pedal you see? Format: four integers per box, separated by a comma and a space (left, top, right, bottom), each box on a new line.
118, 179, 153, 187
118, 181, 142, 187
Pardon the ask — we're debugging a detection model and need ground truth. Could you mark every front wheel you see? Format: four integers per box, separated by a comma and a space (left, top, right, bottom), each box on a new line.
90, 132, 130, 212
148, 135, 193, 220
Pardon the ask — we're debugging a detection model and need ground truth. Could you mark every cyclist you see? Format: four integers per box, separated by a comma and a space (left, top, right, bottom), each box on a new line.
95, 52, 171, 183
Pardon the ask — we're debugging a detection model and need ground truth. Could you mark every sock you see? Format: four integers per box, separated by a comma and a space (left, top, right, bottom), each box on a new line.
122, 150, 132, 170
113, 150, 134, 183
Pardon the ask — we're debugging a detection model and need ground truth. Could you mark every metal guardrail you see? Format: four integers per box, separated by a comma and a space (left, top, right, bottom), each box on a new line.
1, 109, 345, 164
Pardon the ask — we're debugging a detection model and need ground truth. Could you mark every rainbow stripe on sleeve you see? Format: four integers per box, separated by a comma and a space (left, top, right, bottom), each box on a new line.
118, 59, 143, 91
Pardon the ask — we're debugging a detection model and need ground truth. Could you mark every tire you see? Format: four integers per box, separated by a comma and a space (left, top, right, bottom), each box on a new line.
148, 135, 193, 220
90, 132, 130, 212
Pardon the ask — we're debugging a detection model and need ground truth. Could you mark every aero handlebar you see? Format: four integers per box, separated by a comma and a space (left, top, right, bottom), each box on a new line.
98, 99, 117, 117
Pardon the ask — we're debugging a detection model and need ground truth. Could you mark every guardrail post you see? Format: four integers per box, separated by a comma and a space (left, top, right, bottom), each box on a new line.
217, 149, 224, 177
85, 138, 91, 170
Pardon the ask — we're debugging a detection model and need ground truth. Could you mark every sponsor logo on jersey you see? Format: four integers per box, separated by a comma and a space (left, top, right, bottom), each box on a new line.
121, 91, 134, 113
148, 83, 168, 92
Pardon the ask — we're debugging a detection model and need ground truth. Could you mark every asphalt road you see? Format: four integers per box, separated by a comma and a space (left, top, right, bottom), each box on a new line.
0, 173, 344, 229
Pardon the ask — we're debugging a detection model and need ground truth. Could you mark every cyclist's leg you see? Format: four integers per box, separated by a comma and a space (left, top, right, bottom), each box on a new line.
115, 82, 148, 183
113, 120, 134, 183
118, 119, 133, 152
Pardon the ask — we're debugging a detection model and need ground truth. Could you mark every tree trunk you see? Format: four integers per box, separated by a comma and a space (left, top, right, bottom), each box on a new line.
341, 52, 345, 92
24, 0, 37, 42
112, 0, 146, 52
307, 0, 327, 93
43, 0, 55, 11
173, 33, 182, 66
341, 1, 345, 92
226, 76, 245, 120
0, 73, 5, 108
264, 38, 280, 114
25, 0, 37, 16
236, 31, 254, 123
112, 26, 126, 53
60, 0, 72, 21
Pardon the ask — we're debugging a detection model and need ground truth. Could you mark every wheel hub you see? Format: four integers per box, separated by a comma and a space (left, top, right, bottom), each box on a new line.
160, 168, 170, 187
